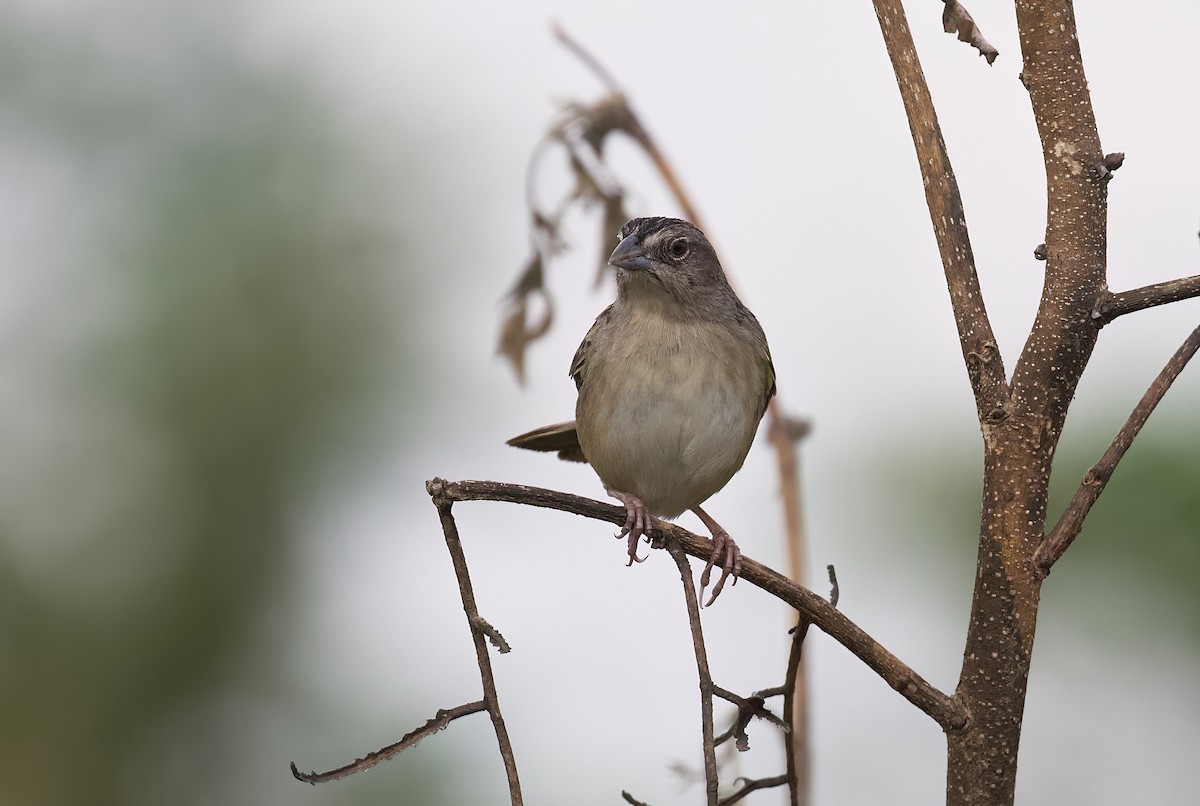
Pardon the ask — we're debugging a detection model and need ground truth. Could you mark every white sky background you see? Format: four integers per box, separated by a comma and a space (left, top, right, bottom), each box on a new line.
63, 1, 1197, 804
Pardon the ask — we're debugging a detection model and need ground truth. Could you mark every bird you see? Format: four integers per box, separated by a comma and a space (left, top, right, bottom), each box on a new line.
507, 216, 775, 604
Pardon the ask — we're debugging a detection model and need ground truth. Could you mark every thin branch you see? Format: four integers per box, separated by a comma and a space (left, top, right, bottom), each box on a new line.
665, 537, 719, 806
1093, 274, 1200, 325
871, 0, 1009, 421
766, 410, 812, 804
1035, 324, 1200, 572
430, 488, 524, 805
428, 479, 970, 733
289, 700, 486, 784
551, 23, 620, 93
782, 564, 837, 805
720, 775, 789, 806
712, 686, 789, 750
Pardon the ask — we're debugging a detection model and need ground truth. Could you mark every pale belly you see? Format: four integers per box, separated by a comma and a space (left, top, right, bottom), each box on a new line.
576, 326, 761, 518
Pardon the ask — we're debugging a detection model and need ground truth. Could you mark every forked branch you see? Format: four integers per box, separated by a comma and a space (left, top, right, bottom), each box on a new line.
428, 478, 969, 733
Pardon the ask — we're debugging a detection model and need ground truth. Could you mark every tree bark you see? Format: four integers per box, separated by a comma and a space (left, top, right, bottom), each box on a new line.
946, 3, 1109, 803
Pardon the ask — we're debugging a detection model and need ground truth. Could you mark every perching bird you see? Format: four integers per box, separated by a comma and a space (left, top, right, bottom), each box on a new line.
507, 217, 775, 604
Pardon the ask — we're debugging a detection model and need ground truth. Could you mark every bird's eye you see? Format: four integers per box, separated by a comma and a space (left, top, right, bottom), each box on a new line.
668, 238, 689, 260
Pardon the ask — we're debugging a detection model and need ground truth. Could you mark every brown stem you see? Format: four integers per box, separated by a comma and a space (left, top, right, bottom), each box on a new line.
720, 775, 789, 806
429, 483, 524, 805
1093, 274, 1200, 324
870, 0, 1009, 422
665, 537, 719, 806
766, 410, 812, 804
428, 478, 969, 732
1035, 324, 1200, 572
289, 700, 487, 784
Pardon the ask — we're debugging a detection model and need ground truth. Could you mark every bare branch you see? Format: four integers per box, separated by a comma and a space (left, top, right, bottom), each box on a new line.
289, 700, 486, 784
428, 479, 970, 733
1035, 324, 1200, 573
664, 538, 719, 806
871, 0, 1008, 423
430, 490, 524, 804
777, 563, 835, 801
712, 686, 789, 751
720, 775, 789, 806
1093, 274, 1200, 325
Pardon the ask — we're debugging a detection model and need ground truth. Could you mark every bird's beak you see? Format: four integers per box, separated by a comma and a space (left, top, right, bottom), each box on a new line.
609, 233, 652, 271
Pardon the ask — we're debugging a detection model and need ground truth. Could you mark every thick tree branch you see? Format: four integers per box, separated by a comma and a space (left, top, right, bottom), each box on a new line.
1035, 324, 1200, 572
1093, 274, 1200, 325
871, 0, 1009, 421
426, 478, 969, 733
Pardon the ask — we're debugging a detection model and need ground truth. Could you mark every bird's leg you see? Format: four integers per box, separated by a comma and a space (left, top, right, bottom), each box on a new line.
606, 487, 653, 565
693, 505, 743, 606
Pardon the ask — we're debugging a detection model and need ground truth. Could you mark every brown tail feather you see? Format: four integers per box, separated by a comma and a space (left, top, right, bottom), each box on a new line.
506, 420, 587, 463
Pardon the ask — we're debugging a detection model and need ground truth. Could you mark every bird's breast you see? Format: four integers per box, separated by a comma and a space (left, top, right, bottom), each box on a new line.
576, 310, 764, 518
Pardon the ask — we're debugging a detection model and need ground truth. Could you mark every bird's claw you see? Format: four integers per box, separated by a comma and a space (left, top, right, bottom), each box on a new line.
611, 489, 653, 566
698, 529, 742, 607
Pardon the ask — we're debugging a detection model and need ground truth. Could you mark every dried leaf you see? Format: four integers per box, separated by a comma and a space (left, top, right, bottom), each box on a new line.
507, 251, 544, 300
497, 254, 554, 385
943, 1, 999, 65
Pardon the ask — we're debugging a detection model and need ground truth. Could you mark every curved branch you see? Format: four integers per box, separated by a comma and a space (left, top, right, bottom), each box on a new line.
426, 478, 970, 733
1035, 324, 1200, 572
1093, 274, 1200, 325
871, 0, 1009, 421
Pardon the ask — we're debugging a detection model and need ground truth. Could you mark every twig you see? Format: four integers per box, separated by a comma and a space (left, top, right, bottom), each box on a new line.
1092, 275, 1200, 325
720, 775, 789, 806
712, 686, 789, 750
1035, 324, 1200, 572
782, 564, 837, 804
765, 409, 813, 803
551, 23, 620, 93
871, 0, 1009, 421
428, 479, 970, 732
290, 701, 486, 784
665, 537, 719, 806
429, 481, 524, 805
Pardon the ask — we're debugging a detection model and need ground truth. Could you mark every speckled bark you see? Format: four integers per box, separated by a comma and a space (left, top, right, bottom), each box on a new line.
946, 3, 1108, 804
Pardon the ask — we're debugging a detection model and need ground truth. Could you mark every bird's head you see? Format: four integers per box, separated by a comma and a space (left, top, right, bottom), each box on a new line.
608, 217, 731, 309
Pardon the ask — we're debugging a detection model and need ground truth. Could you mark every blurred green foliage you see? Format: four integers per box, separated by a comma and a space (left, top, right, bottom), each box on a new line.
899, 417, 1200, 640
0, 5, 446, 805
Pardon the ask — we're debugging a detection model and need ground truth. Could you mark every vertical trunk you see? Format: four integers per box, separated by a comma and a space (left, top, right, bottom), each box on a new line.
946, 434, 1049, 803
946, 4, 1107, 802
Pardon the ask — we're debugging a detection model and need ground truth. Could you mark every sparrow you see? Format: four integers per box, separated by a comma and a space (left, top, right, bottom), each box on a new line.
507, 217, 776, 604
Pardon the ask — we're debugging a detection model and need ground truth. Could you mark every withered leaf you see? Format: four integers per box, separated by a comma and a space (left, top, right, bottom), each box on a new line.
497, 252, 554, 384
943, 1, 999, 65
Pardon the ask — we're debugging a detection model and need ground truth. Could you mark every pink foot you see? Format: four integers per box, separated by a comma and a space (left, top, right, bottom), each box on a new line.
694, 506, 743, 606
607, 487, 653, 565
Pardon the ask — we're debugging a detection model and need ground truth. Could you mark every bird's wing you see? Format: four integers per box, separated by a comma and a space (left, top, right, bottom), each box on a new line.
569, 303, 615, 391
762, 351, 777, 417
